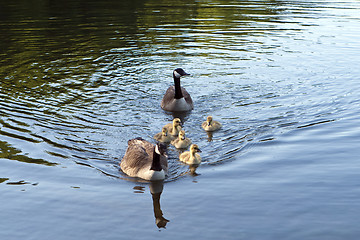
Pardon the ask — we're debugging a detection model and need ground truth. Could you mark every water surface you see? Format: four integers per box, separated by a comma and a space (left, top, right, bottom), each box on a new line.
1, 0, 360, 239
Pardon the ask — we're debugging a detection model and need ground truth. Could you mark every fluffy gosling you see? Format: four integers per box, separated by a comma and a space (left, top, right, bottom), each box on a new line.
202, 116, 222, 132
171, 130, 192, 149
154, 127, 172, 143
163, 118, 182, 137
179, 144, 202, 165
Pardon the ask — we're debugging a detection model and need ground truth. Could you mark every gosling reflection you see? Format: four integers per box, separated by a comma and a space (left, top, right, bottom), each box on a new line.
189, 164, 200, 176
206, 131, 213, 142
149, 180, 169, 229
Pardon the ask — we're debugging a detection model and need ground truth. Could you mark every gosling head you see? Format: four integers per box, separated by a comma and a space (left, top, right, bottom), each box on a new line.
206, 116, 213, 126
190, 144, 202, 153
173, 68, 190, 79
179, 130, 186, 140
173, 118, 182, 127
161, 127, 168, 137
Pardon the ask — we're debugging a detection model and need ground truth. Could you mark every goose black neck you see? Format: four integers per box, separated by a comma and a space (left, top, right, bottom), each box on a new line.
151, 149, 162, 171
173, 76, 183, 99
152, 192, 163, 218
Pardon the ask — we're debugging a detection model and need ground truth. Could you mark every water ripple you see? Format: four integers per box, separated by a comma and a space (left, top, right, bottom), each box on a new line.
1, 0, 360, 181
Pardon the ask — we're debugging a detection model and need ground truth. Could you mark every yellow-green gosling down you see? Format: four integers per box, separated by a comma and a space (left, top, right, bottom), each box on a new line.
154, 127, 172, 143
171, 130, 192, 149
179, 144, 202, 165
202, 116, 222, 132
163, 118, 182, 137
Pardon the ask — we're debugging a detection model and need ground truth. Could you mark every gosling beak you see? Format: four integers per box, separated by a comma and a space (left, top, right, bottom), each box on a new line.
197, 148, 202, 153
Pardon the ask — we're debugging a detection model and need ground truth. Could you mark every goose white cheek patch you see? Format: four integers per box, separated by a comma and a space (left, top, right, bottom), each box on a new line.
155, 144, 161, 155
173, 71, 182, 78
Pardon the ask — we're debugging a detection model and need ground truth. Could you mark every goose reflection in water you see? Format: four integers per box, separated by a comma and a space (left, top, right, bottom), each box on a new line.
133, 180, 169, 228
149, 180, 169, 229
150, 170, 199, 229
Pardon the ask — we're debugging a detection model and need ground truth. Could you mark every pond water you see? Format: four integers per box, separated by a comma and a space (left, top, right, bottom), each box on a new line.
1, 0, 360, 239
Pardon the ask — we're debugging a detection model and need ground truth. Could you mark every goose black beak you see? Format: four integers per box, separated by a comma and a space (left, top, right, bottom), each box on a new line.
180, 69, 190, 76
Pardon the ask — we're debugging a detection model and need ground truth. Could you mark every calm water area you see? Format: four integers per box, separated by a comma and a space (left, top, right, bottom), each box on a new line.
1, 0, 360, 239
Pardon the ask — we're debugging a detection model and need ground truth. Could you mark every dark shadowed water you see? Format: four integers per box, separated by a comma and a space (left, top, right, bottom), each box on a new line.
1, 0, 360, 239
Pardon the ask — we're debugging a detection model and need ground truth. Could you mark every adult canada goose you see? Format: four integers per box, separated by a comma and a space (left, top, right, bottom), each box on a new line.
202, 116, 222, 132
163, 118, 182, 137
161, 68, 194, 112
179, 144, 202, 165
120, 138, 168, 181
171, 130, 192, 149
154, 127, 172, 143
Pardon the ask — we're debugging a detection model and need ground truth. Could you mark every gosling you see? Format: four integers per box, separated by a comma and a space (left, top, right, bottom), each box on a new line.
171, 130, 192, 149
154, 127, 172, 143
163, 118, 182, 137
179, 144, 202, 165
202, 116, 222, 132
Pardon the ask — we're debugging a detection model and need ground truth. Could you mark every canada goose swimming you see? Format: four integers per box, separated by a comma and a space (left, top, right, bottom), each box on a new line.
163, 118, 182, 137
171, 130, 192, 149
179, 144, 202, 165
120, 138, 168, 181
202, 116, 222, 132
161, 68, 194, 112
153, 127, 172, 143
